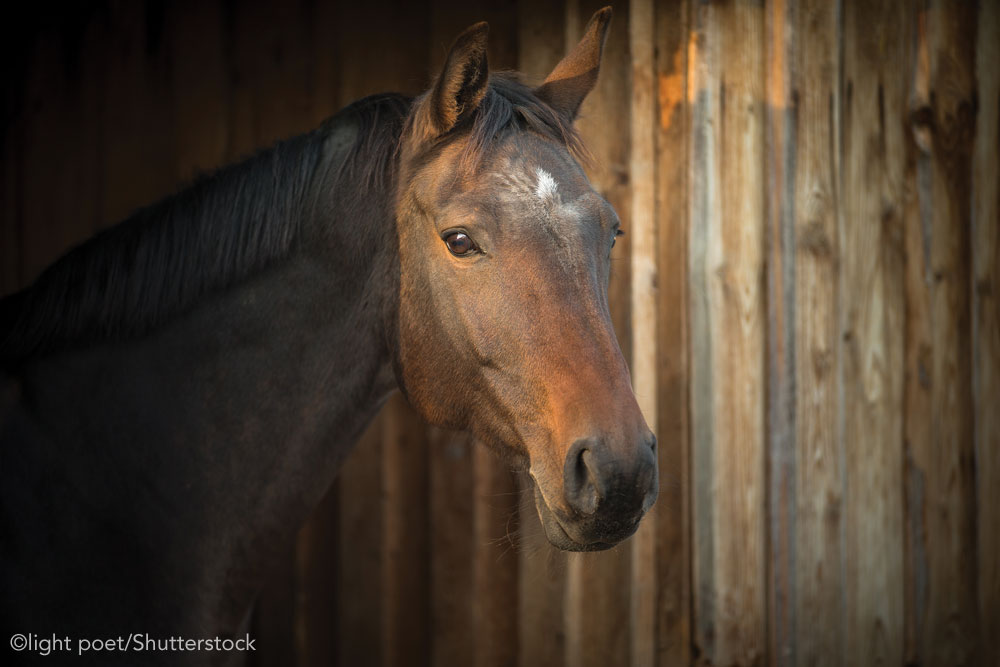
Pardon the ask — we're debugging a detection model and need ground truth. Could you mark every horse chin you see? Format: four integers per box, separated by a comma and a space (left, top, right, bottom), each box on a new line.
532, 484, 630, 552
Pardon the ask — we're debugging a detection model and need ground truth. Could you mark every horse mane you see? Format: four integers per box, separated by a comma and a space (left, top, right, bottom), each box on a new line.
0, 74, 583, 365
0, 124, 331, 364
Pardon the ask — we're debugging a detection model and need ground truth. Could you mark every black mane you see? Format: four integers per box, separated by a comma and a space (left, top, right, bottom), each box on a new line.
0, 74, 582, 364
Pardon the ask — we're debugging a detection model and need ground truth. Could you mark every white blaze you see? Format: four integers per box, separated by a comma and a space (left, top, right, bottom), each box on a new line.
535, 168, 559, 203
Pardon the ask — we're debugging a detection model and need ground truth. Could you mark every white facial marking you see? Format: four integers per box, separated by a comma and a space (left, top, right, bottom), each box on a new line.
535, 168, 559, 203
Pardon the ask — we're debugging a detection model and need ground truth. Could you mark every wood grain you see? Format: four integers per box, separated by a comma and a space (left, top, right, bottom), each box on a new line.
841, 1, 908, 665
764, 0, 796, 661
906, 2, 980, 665
973, 4, 1000, 665
652, 0, 690, 664
790, 2, 844, 665
629, 0, 656, 664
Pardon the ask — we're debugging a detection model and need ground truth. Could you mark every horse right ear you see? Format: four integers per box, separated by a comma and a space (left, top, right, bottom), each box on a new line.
414, 22, 490, 143
535, 7, 612, 120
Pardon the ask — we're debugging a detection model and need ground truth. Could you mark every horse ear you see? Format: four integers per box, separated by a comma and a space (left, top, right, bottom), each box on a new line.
535, 7, 613, 120
419, 21, 490, 140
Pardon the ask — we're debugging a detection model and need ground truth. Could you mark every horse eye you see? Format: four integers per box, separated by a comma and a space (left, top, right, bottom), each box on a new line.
445, 231, 476, 256
612, 228, 625, 248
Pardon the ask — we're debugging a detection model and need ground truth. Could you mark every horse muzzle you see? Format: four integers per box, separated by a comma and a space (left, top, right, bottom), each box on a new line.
531, 432, 658, 552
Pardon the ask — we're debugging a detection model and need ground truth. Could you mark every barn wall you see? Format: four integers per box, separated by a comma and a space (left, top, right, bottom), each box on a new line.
1, 1, 997, 665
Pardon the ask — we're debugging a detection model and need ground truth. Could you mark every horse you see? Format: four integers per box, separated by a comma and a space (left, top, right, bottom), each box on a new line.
0, 7, 656, 664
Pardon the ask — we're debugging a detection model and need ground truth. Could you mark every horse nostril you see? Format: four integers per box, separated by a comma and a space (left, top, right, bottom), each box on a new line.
564, 439, 601, 516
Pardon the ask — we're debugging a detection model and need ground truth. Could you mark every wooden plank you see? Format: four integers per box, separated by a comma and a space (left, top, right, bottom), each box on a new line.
1, 105, 22, 294
99, 1, 173, 227
382, 395, 431, 667
652, 0, 690, 665
472, 449, 519, 667
628, 0, 656, 665
564, 1, 633, 665
338, 418, 384, 667
429, 427, 476, 667
902, 9, 932, 663
905, 2, 980, 665
973, 4, 1000, 665
20, 21, 103, 283
789, 2, 844, 666
840, 1, 908, 665
515, 5, 569, 666
294, 484, 340, 667
688, 1, 768, 663
764, 0, 796, 662
167, 0, 229, 183
516, 474, 567, 667
227, 0, 316, 156
429, 0, 518, 74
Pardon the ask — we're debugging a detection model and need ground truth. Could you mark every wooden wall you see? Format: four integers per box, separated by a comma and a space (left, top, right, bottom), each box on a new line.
1, 1, 997, 665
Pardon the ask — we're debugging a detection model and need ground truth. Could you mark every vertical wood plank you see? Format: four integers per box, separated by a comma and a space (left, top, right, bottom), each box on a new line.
168, 0, 229, 183
429, 428, 476, 667
565, 1, 633, 666
628, 0, 656, 665
840, 1, 908, 665
382, 395, 431, 667
790, 1, 844, 665
100, 1, 173, 227
295, 484, 340, 667
905, 2, 980, 665
973, 4, 1000, 665
516, 5, 569, 666
689, 1, 767, 664
652, 0, 690, 664
338, 420, 384, 667
472, 449, 519, 667
1, 89, 23, 293
764, 0, 796, 662
21, 18, 103, 283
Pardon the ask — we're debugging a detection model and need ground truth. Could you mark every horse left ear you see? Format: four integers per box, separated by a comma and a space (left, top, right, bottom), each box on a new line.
535, 7, 613, 120
416, 21, 490, 142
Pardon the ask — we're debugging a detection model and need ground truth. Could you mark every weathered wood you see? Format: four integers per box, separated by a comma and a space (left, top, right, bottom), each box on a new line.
840, 1, 908, 665
338, 419, 385, 667
973, 5, 1000, 666
429, 428, 476, 667
628, 0, 656, 665
905, 2, 980, 665
517, 473, 567, 667
565, 1, 633, 665
764, 0, 796, 662
789, 2, 844, 666
689, 1, 768, 664
471, 449, 519, 667
652, 1, 690, 665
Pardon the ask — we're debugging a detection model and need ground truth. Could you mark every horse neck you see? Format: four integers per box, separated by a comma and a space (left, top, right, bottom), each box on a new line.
7, 120, 401, 628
